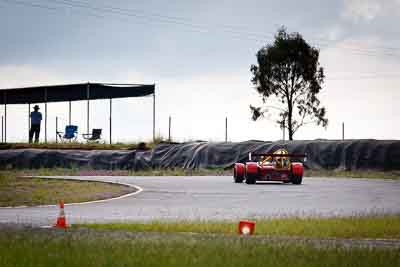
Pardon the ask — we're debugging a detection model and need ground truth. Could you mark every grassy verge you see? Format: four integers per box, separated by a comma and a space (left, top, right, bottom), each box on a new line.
0, 171, 135, 207
0, 227, 399, 267
305, 169, 400, 180
0, 142, 148, 150
126, 168, 231, 176
3, 168, 232, 177
80, 215, 400, 239
128, 168, 400, 179
0, 136, 169, 151
10, 167, 400, 179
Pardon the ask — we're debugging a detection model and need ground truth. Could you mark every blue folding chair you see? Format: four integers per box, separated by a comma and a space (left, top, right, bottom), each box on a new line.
57, 125, 78, 142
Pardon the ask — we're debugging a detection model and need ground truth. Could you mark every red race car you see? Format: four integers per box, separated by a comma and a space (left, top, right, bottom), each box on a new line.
233, 149, 307, 185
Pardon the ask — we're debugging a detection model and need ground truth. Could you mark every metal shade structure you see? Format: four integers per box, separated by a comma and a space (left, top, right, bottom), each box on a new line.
0, 82, 156, 143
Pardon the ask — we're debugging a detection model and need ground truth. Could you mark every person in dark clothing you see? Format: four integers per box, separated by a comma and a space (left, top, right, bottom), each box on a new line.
29, 105, 42, 143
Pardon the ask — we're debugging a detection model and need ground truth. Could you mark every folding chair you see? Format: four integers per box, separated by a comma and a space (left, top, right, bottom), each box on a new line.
82, 128, 102, 142
57, 125, 78, 142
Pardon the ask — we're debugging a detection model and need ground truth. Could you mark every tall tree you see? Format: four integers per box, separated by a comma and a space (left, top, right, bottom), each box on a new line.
250, 27, 328, 140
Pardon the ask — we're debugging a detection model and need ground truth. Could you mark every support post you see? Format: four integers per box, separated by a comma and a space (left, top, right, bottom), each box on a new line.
4, 104, 6, 143
44, 88, 48, 143
225, 117, 228, 142
109, 98, 112, 145
168, 115, 171, 142
4, 91, 7, 143
342, 122, 344, 140
1, 116, 3, 143
28, 103, 31, 142
56, 116, 58, 143
69, 100, 71, 125
87, 82, 90, 135
153, 88, 155, 142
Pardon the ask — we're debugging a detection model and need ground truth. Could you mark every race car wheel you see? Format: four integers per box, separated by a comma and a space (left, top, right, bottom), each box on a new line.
245, 170, 256, 184
245, 163, 257, 184
245, 175, 256, 184
233, 163, 245, 183
291, 175, 303, 185
233, 168, 244, 183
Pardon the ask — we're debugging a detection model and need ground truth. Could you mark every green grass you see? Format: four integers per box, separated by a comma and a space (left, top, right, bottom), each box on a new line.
6, 167, 400, 179
127, 167, 231, 176
1, 167, 232, 177
80, 215, 400, 239
0, 171, 135, 207
0, 141, 151, 150
40, 167, 400, 179
305, 169, 400, 180
141, 168, 399, 179
0, 228, 399, 267
0, 135, 173, 151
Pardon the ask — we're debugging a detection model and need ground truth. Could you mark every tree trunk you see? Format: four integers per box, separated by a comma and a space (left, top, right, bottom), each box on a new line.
288, 101, 294, 141
288, 127, 294, 140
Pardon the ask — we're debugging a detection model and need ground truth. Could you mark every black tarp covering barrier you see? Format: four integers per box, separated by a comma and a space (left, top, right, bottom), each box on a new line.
0, 140, 399, 170
0, 83, 155, 104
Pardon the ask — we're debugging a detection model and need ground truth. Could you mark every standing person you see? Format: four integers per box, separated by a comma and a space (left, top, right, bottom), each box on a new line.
29, 105, 42, 143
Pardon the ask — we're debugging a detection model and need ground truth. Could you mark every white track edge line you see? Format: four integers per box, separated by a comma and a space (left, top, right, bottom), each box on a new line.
0, 176, 144, 209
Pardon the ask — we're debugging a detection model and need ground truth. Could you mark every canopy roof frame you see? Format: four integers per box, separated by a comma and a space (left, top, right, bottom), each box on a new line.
0, 82, 156, 144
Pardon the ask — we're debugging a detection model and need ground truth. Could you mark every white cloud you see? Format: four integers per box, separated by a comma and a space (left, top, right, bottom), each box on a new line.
326, 25, 344, 41
343, 0, 400, 22
343, 0, 382, 22
0, 65, 67, 88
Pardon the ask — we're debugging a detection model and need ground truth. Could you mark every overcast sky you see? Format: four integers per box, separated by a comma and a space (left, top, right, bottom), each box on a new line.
0, 0, 399, 143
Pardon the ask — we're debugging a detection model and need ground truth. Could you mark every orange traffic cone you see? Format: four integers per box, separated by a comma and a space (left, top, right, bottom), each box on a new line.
238, 220, 255, 235
54, 200, 68, 228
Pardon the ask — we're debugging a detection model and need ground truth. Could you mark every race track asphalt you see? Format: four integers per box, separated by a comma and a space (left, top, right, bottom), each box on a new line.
0, 176, 399, 226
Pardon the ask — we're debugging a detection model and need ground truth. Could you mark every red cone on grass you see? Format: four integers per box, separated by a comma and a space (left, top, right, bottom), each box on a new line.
238, 220, 255, 235
54, 200, 68, 228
